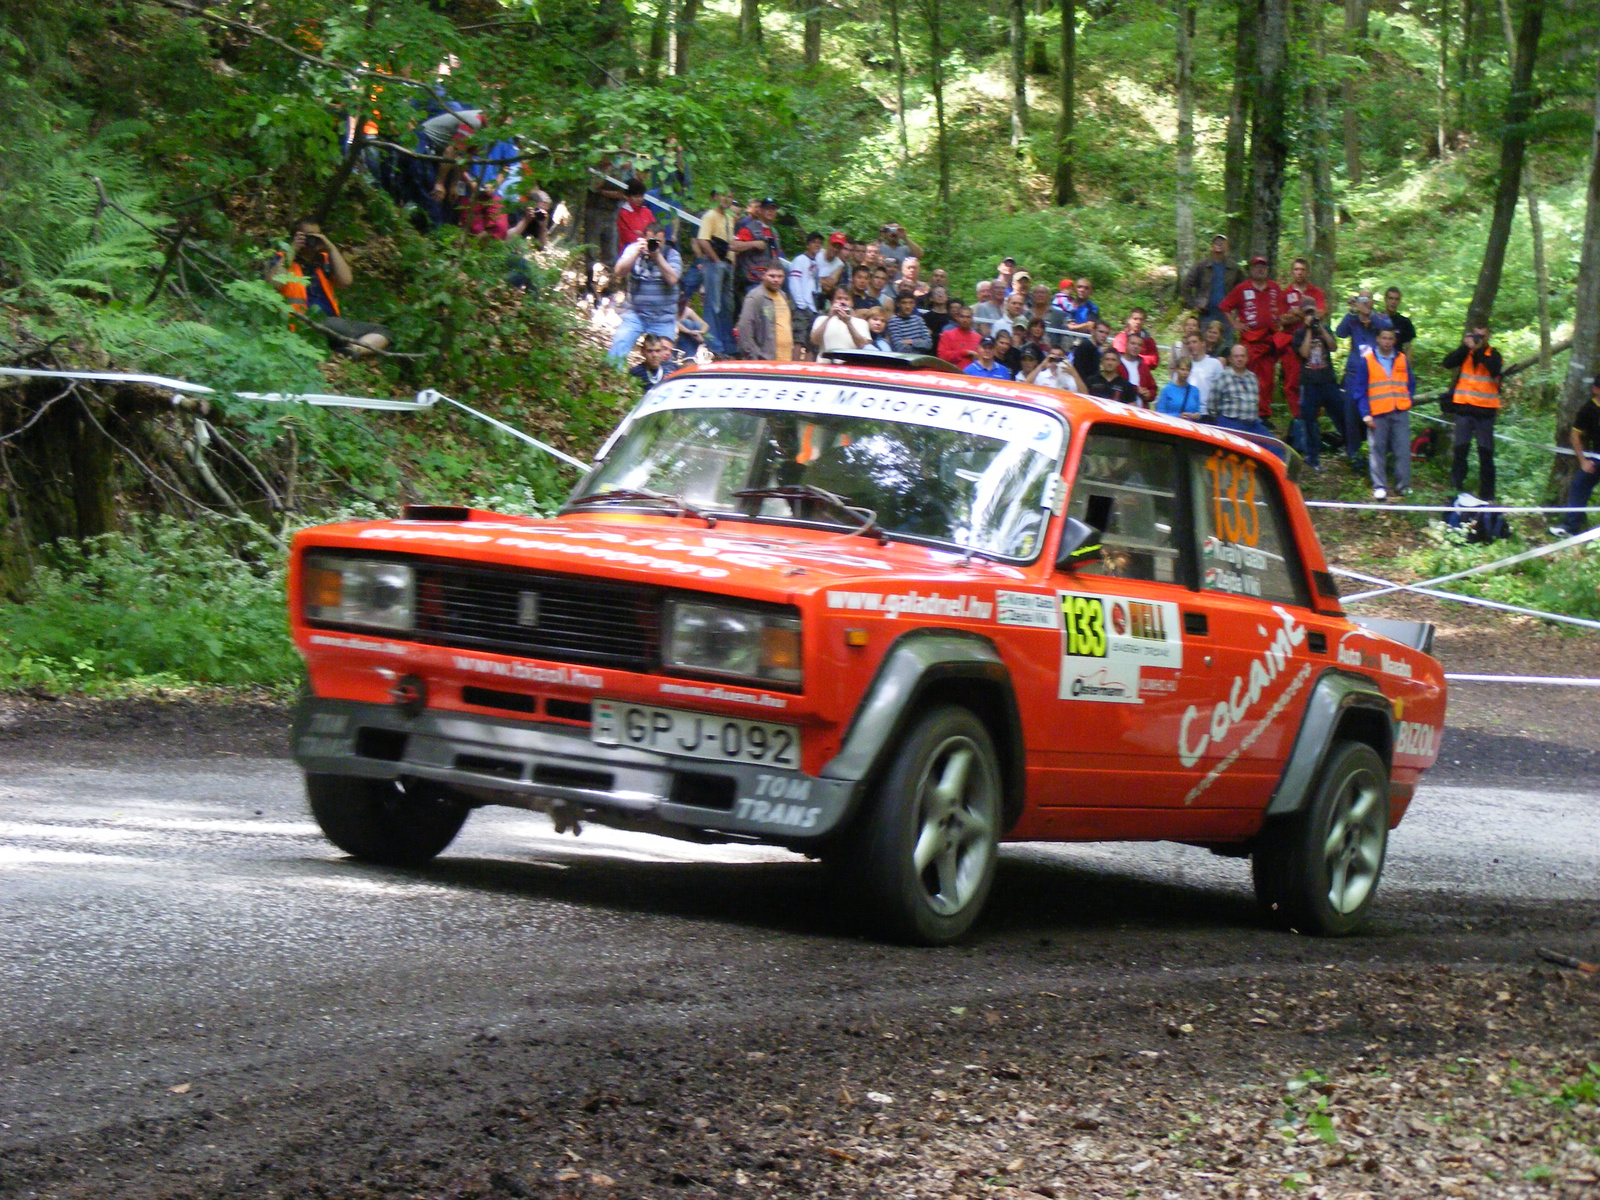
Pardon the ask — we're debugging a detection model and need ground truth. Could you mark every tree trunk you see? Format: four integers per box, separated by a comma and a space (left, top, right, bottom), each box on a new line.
739, 0, 762, 47
675, 0, 700, 74
1052, 0, 1076, 205
1527, 180, 1551, 372
594, 0, 634, 80
1247, 0, 1289, 269
1436, 0, 1450, 157
646, 0, 670, 82
1465, 0, 1544, 330
1174, 0, 1196, 282
890, 0, 909, 162
1306, 0, 1337, 291
803, 0, 821, 67
1459, 0, 1475, 92
1342, 0, 1365, 185
924, 0, 951, 216
1009, 0, 1029, 149
1223, 0, 1256, 251
1030, 0, 1050, 74
1558, 49, 1600, 439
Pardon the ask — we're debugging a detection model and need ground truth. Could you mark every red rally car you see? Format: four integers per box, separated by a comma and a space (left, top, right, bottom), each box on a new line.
289, 354, 1447, 944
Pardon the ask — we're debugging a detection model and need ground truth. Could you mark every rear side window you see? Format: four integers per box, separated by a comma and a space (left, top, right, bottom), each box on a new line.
1065, 429, 1190, 586
1190, 445, 1309, 606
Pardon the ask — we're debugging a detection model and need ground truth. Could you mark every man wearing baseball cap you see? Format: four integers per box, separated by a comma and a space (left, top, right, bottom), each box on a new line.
815, 231, 850, 295
731, 197, 782, 294
1220, 255, 1286, 421
963, 335, 1014, 379
876, 222, 923, 268
1181, 234, 1244, 353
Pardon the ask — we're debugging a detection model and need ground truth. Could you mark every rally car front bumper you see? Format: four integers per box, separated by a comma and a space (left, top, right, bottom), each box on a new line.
291, 697, 855, 845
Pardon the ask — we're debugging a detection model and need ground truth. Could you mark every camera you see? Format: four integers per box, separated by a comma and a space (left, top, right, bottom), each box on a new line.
647, 238, 660, 253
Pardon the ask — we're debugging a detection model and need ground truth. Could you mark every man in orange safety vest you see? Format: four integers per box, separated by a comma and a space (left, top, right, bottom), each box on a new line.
1349, 327, 1415, 500
1440, 322, 1504, 502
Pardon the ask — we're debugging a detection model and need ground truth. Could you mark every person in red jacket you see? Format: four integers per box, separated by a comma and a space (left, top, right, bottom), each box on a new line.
1220, 256, 1286, 421
1111, 309, 1160, 404
937, 304, 982, 369
1277, 257, 1327, 420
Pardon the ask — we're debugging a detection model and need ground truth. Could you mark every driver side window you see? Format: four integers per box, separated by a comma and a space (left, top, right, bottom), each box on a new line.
1065, 429, 1191, 586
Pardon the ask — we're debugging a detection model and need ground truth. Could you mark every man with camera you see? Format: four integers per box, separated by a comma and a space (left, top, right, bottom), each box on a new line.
1441, 323, 1505, 502
265, 218, 393, 358
1028, 344, 1086, 392
1277, 257, 1326, 421
1292, 302, 1340, 469
811, 290, 872, 353
607, 221, 683, 363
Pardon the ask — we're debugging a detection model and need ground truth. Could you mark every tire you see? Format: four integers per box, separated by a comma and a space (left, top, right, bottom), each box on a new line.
830, 706, 1003, 945
1252, 740, 1389, 936
306, 773, 469, 867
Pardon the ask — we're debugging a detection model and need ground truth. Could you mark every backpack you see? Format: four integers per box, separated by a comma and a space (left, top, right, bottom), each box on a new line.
1446, 496, 1509, 544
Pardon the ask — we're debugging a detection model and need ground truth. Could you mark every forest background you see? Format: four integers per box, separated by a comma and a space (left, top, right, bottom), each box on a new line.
0, 0, 1597, 691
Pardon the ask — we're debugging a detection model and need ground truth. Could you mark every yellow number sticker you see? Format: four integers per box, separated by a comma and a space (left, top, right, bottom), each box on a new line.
1061, 595, 1106, 658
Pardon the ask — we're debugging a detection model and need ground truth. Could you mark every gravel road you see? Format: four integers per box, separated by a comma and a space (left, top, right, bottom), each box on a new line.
1, 706, 1596, 1199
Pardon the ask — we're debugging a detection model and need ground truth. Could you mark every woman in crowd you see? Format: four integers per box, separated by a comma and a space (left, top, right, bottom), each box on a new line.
921, 286, 953, 342
865, 306, 892, 351
1154, 356, 1205, 417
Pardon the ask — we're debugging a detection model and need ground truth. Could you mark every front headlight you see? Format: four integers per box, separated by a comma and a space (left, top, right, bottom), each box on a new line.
302, 555, 415, 632
663, 599, 802, 687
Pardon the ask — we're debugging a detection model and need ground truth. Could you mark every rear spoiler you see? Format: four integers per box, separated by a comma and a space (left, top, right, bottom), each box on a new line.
1351, 615, 1435, 656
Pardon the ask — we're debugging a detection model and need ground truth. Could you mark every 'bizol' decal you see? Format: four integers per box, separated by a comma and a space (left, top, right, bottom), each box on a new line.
1057, 591, 1183, 704
659, 682, 788, 709
1178, 606, 1311, 806
1395, 720, 1438, 758
825, 589, 993, 621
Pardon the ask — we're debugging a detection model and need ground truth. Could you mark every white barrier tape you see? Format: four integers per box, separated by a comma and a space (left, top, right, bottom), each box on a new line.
1330, 566, 1600, 631
0, 366, 436, 411
0, 369, 588, 469
1339, 524, 1600, 602
429, 392, 589, 470
1445, 673, 1600, 686
1306, 500, 1600, 514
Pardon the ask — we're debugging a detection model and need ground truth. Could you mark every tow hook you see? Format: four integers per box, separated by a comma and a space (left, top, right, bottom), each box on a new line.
551, 801, 584, 836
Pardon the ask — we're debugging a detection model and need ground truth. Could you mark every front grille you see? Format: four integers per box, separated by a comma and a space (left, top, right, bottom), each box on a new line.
411, 563, 662, 670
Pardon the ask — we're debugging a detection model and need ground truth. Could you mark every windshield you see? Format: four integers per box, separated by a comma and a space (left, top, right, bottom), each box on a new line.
571, 376, 1067, 560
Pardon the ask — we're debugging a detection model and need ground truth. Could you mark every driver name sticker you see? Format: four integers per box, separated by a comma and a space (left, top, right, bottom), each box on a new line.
996, 590, 1060, 628
1058, 591, 1183, 704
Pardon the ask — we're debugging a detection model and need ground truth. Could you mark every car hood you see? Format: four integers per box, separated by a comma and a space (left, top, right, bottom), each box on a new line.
293, 513, 1035, 603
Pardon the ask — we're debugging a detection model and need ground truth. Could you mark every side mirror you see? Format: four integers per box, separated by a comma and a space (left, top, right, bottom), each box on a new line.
1056, 517, 1103, 570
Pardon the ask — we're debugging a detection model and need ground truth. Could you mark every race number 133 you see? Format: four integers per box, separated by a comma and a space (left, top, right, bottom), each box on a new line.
1061, 594, 1106, 658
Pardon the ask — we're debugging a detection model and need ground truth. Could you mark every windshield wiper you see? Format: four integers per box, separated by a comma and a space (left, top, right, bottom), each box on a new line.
567, 488, 716, 526
732, 485, 887, 543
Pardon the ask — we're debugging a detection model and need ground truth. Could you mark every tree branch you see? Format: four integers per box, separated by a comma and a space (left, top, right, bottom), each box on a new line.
147, 0, 435, 90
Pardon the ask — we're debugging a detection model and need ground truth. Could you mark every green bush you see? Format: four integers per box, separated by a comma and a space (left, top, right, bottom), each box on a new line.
0, 517, 300, 691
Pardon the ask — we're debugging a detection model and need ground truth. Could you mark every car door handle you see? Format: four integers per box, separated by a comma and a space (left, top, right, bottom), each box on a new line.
1183, 611, 1209, 636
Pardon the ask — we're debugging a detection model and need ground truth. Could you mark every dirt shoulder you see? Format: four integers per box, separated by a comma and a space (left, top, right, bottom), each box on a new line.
1, 960, 1593, 1199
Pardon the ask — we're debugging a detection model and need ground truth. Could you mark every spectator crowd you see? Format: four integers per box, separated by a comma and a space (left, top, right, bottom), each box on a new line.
271, 69, 1519, 509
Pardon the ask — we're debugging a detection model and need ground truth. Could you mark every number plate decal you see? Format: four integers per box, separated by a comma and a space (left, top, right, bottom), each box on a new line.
1057, 591, 1184, 705
592, 702, 801, 768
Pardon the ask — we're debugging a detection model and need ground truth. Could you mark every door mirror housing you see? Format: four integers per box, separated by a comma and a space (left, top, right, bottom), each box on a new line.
1055, 517, 1104, 570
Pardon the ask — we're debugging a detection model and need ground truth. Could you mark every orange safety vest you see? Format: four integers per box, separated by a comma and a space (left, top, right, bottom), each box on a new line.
1451, 348, 1501, 410
276, 260, 341, 319
1361, 348, 1411, 416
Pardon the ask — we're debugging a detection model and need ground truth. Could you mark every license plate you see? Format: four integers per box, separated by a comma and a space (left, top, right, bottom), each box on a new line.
592, 702, 800, 768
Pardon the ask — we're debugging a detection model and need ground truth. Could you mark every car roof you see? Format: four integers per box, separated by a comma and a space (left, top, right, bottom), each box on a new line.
671, 361, 1294, 472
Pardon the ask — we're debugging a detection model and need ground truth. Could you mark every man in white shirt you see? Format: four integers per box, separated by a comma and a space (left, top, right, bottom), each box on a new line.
1029, 346, 1086, 391
814, 231, 849, 294
971, 280, 1006, 334
1181, 331, 1223, 414
988, 291, 1028, 341
811, 292, 872, 352
787, 231, 823, 312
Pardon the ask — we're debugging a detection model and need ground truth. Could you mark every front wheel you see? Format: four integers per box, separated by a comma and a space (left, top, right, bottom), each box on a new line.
830, 706, 1003, 945
306, 774, 469, 867
1252, 740, 1389, 936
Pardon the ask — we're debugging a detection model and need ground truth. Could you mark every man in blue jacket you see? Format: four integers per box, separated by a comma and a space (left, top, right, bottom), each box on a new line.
1346, 327, 1416, 500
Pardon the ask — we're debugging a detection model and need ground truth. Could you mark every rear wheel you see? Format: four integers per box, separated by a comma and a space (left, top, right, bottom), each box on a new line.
831, 706, 1002, 945
306, 774, 468, 867
1252, 740, 1389, 936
